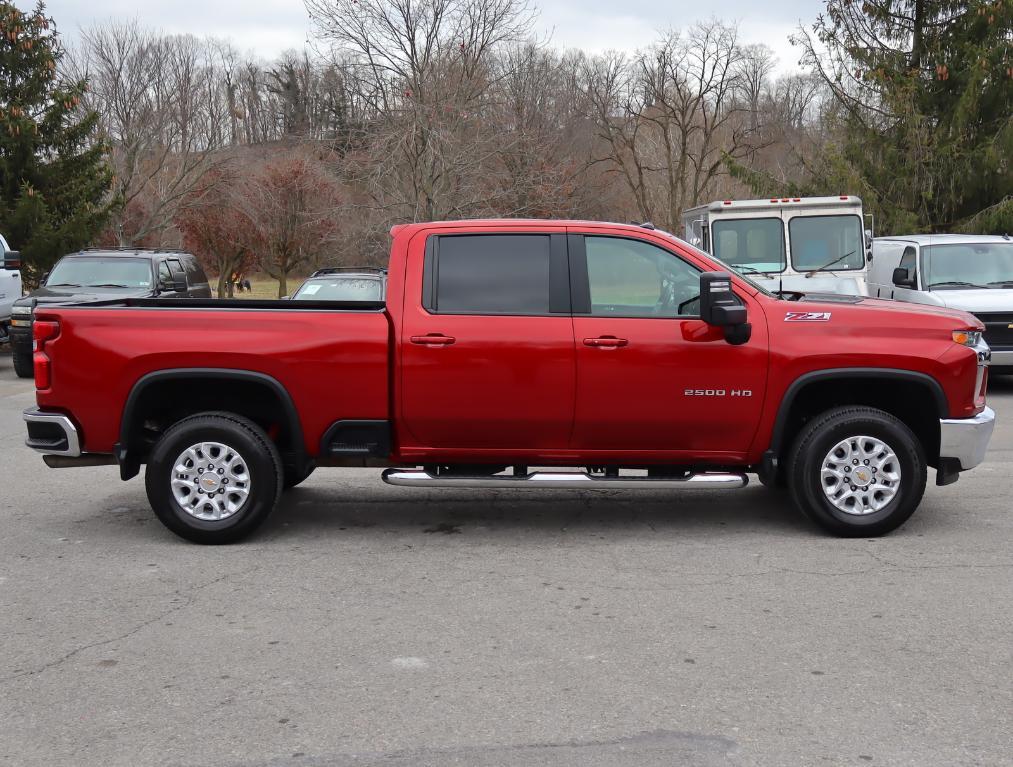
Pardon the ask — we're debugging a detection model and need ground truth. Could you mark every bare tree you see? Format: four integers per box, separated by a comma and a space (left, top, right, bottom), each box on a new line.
583, 20, 765, 231
72, 22, 230, 246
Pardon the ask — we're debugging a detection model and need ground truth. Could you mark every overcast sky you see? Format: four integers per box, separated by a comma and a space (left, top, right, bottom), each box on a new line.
43, 0, 823, 73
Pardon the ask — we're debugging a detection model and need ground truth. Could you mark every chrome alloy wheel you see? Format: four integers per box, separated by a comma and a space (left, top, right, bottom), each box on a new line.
820, 435, 901, 515
170, 442, 252, 521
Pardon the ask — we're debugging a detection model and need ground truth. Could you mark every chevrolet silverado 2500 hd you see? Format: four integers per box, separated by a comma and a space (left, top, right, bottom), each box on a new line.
22, 220, 995, 543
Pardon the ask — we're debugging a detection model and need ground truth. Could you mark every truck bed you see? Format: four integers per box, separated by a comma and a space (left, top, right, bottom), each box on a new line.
35, 299, 391, 457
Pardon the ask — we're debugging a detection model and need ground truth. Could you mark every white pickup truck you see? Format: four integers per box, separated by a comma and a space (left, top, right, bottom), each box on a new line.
0, 233, 23, 345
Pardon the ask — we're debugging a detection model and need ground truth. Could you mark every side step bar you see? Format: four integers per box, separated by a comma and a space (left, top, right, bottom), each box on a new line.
382, 469, 748, 490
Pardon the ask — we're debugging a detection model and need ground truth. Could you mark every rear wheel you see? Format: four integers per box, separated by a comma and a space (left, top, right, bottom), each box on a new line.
13, 348, 32, 378
145, 412, 282, 544
787, 406, 926, 537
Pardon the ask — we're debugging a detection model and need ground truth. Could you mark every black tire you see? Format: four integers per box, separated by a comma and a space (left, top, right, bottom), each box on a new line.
145, 412, 282, 544
13, 349, 32, 378
283, 464, 315, 490
786, 406, 927, 537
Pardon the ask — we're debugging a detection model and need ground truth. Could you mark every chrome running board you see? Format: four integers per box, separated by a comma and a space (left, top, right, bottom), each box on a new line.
382, 469, 747, 490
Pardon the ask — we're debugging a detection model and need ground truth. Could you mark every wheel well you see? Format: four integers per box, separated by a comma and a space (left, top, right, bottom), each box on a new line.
120, 372, 305, 471
774, 377, 942, 468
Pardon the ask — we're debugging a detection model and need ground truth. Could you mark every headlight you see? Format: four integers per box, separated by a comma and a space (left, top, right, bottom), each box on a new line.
11, 304, 32, 317
952, 329, 983, 347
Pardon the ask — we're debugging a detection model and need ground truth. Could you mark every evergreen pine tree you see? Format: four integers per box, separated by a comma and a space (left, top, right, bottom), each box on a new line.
0, 1, 112, 284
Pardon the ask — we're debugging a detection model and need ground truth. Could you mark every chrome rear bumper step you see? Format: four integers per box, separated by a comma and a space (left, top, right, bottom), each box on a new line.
382, 469, 747, 490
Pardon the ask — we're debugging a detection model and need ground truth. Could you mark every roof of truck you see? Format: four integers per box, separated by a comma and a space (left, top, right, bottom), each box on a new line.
389, 219, 676, 238
682, 196, 863, 216
875, 234, 1011, 246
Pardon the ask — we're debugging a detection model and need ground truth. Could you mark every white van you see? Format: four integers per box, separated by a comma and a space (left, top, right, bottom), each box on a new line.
0, 233, 23, 345
681, 196, 871, 296
869, 234, 1013, 370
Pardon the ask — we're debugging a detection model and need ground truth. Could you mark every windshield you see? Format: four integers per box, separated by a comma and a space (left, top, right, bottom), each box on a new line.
924, 242, 1013, 289
789, 215, 865, 272
46, 256, 153, 288
293, 276, 384, 301
711, 218, 786, 274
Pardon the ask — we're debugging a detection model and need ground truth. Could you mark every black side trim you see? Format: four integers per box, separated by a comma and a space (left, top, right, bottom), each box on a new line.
321, 420, 390, 457
567, 234, 591, 314
768, 368, 948, 456
422, 235, 436, 312
118, 369, 306, 479
549, 234, 570, 313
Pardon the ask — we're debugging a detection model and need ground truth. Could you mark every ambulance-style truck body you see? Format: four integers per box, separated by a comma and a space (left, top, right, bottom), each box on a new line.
681, 196, 870, 296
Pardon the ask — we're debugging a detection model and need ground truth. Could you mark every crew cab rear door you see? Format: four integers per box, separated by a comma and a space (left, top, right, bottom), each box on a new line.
567, 229, 768, 456
399, 227, 575, 450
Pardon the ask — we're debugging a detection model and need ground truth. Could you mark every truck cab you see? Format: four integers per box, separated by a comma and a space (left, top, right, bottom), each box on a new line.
681, 196, 871, 296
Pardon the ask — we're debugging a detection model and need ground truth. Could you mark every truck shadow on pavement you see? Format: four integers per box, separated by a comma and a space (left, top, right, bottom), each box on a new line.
251, 483, 817, 542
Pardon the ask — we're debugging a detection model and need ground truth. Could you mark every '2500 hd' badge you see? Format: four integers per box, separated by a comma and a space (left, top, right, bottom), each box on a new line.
785, 311, 831, 322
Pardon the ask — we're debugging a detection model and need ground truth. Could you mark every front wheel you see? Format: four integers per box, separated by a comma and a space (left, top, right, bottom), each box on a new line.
145, 412, 283, 544
786, 406, 927, 537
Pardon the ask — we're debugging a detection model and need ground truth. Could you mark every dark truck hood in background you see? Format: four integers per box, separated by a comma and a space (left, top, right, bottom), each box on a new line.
19, 286, 156, 306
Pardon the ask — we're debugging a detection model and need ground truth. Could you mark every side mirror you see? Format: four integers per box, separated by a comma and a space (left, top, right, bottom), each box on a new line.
41, 271, 49, 284
892, 266, 916, 289
3, 250, 20, 270
699, 271, 751, 346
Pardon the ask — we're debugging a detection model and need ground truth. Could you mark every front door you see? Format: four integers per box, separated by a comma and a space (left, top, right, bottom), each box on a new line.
400, 230, 576, 451
568, 232, 768, 457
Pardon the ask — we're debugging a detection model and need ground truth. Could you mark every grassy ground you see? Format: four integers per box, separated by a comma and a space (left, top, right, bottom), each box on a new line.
221, 277, 305, 299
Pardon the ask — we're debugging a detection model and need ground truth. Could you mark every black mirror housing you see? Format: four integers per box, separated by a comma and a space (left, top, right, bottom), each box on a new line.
3, 250, 20, 270
699, 271, 751, 345
700, 271, 745, 326
892, 266, 915, 288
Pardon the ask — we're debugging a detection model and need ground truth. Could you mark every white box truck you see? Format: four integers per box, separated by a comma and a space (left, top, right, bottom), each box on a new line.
681, 196, 871, 296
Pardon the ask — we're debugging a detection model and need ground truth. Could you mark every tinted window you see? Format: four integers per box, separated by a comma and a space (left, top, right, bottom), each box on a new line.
789, 215, 864, 271
167, 259, 186, 284
434, 235, 550, 315
183, 255, 208, 285
711, 218, 785, 273
584, 236, 700, 318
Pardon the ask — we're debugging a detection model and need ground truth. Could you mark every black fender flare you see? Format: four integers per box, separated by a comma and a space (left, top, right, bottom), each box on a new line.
764, 367, 948, 470
116, 368, 306, 480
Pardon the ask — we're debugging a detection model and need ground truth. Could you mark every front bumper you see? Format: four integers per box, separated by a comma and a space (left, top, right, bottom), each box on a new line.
939, 406, 995, 471
8, 318, 31, 350
23, 408, 81, 457
988, 348, 1013, 368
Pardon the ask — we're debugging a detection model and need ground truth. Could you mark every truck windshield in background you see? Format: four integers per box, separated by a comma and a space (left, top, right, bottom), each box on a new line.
46, 256, 153, 288
711, 217, 786, 274
789, 215, 865, 272
293, 277, 384, 301
924, 242, 1013, 289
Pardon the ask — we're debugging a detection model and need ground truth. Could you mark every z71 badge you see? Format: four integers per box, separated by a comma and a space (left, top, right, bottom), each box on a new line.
784, 311, 831, 322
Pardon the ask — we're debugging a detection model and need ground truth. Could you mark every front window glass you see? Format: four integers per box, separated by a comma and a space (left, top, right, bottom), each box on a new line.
789, 215, 864, 271
294, 277, 384, 301
584, 236, 700, 317
46, 256, 153, 288
923, 242, 1013, 289
712, 218, 786, 274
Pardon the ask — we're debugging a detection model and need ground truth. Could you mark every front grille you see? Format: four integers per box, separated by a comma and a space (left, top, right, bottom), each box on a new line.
973, 313, 1013, 348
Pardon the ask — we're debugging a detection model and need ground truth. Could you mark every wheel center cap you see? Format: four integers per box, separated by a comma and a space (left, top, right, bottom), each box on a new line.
853, 467, 872, 485
200, 473, 221, 492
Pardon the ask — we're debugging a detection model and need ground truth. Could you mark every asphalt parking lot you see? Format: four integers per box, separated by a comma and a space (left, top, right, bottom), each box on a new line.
1, 349, 1011, 767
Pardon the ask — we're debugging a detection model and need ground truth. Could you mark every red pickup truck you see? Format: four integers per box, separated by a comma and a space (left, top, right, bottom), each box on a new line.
23, 220, 995, 543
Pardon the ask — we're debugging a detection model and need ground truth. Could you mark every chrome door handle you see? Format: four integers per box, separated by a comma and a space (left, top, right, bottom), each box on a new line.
410, 334, 456, 346
583, 336, 628, 348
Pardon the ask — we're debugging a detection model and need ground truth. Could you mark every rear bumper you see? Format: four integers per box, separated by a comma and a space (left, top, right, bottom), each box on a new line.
23, 408, 81, 457
939, 406, 995, 471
